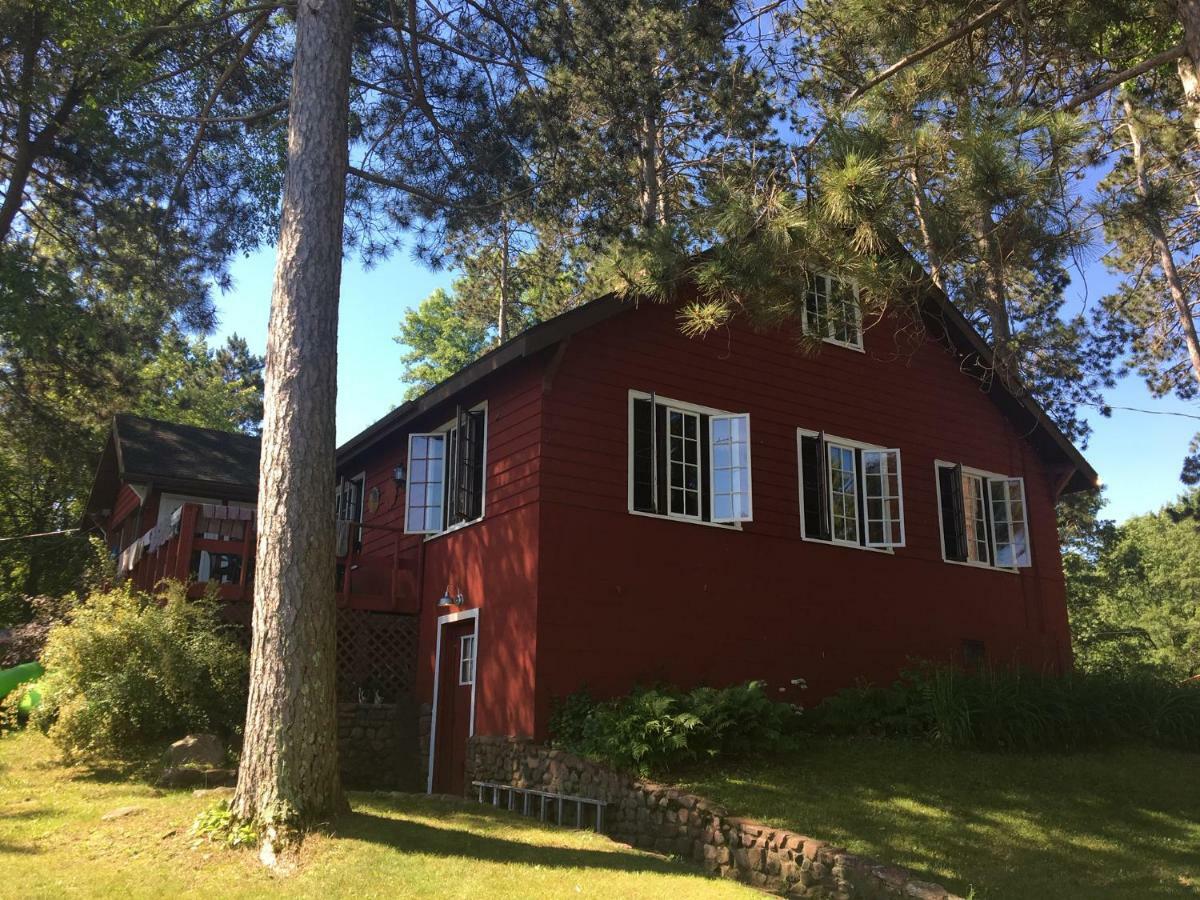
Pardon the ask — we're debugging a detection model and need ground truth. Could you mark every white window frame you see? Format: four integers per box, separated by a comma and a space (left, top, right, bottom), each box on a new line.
796, 428, 900, 554
709, 413, 753, 523
932, 460, 1031, 573
403, 401, 489, 538
801, 272, 864, 352
666, 407, 703, 520
458, 634, 476, 686
989, 476, 1031, 569
404, 433, 447, 534
861, 448, 906, 548
626, 390, 748, 530
826, 442, 860, 547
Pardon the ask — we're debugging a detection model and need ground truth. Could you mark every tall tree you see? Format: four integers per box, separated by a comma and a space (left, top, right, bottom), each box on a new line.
232, 0, 354, 852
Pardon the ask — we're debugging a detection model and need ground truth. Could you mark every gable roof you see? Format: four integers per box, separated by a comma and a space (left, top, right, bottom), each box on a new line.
83, 414, 260, 523
338, 274, 1099, 495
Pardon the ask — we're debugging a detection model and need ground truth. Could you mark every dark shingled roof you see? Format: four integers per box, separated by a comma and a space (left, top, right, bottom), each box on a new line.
83, 415, 260, 524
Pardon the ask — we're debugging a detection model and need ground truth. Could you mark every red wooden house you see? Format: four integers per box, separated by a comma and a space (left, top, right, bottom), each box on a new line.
333, 279, 1097, 794
84, 277, 1096, 795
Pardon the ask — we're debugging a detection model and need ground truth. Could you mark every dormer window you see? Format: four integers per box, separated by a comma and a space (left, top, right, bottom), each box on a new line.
802, 273, 862, 350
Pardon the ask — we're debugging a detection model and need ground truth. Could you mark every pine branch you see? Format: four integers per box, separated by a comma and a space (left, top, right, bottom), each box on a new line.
1064, 45, 1187, 111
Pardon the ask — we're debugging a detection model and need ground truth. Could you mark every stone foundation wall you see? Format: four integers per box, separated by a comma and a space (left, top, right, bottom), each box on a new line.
337, 700, 423, 791
467, 736, 961, 900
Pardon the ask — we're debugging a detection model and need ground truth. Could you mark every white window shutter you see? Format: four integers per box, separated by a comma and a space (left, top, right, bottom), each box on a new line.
989, 476, 1031, 567
404, 433, 446, 534
862, 448, 905, 548
709, 413, 752, 523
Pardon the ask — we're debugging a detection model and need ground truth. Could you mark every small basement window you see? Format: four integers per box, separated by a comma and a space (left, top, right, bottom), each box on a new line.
629, 391, 752, 526
798, 429, 905, 550
802, 273, 862, 350
936, 462, 1031, 569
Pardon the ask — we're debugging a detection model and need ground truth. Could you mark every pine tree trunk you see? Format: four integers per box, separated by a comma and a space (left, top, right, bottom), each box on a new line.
906, 164, 946, 293
498, 214, 510, 343
639, 101, 663, 229
232, 0, 353, 856
973, 201, 1016, 381
1124, 100, 1200, 392
1177, 0, 1200, 144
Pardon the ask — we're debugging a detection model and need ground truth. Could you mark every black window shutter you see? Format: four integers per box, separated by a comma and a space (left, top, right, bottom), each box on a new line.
938, 464, 967, 561
448, 407, 485, 525
632, 398, 656, 512
800, 434, 831, 540
462, 410, 485, 520
654, 402, 668, 514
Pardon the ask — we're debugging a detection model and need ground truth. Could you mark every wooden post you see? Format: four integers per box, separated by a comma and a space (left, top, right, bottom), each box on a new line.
177, 504, 199, 583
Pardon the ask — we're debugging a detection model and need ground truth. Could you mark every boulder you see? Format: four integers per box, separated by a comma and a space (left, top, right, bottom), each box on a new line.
167, 734, 225, 768
101, 805, 145, 821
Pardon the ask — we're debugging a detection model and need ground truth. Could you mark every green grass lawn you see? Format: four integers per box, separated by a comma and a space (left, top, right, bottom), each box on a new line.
678, 736, 1200, 900
0, 731, 754, 899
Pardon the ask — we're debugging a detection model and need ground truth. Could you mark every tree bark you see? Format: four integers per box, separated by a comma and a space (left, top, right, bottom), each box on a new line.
974, 200, 1017, 382
906, 164, 946, 293
498, 213, 510, 343
232, 0, 354, 856
1123, 99, 1200, 392
1177, 0, 1200, 144
639, 99, 664, 230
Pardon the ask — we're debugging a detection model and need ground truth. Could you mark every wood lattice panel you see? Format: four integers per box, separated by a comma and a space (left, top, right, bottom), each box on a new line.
336, 609, 419, 704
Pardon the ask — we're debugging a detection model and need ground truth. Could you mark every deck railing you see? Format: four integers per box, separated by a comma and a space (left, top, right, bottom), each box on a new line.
117, 503, 418, 611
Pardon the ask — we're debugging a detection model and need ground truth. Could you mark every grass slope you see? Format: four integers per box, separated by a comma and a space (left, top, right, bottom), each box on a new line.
0, 732, 753, 899
678, 737, 1200, 899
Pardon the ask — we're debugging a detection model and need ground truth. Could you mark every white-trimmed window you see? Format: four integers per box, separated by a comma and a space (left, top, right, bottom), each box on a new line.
936, 462, 1031, 569
802, 273, 862, 350
629, 391, 752, 526
798, 429, 905, 550
404, 403, 487, 535
458, 634, 475, 685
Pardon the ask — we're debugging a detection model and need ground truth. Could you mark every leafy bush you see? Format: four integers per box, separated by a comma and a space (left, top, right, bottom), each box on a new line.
192, 800, 258, 848
550, 681, 801, 775
806, 666, 1200, 752
31, 581, 248, 760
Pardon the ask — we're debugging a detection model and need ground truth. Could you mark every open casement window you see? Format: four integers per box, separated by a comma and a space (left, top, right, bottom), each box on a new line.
802, 273, 862, 349
798, 431, 905, 549
335, 475, 365, 547
405, 406, 487, 535
861, 449, 905, 548
989, 477, 1030, 568
631, 394, 752, 525
936, 463, 1030, 568
405, 433, 446, 534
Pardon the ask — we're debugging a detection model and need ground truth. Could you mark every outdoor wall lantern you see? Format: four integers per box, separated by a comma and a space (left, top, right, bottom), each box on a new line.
438, 585, 464, 607
392, 464, 406, 486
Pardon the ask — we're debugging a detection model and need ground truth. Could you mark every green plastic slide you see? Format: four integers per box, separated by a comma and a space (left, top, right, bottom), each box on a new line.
0, 661, 44, 702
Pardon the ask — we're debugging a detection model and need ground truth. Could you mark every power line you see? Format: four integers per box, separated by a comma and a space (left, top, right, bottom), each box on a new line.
1091, 403, 1200, 422
0, 528, 81, 544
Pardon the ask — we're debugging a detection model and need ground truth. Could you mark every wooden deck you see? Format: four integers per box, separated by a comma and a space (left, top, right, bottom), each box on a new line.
120, 502, 418, 612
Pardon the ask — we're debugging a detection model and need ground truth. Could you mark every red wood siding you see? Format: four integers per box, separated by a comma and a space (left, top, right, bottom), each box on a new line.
532, 299, 1073, 736
339, 356, 547, 738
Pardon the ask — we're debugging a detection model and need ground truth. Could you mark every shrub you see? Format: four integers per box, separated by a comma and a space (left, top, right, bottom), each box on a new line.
550, 681, 801, 775
805, 666, 1200, 752
31, 581, 248, 761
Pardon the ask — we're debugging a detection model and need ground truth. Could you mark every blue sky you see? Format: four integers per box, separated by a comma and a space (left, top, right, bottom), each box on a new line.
211, 245, 1197, 525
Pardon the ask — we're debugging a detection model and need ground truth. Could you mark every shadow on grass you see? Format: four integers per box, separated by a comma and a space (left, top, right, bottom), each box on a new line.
334, 809, 688, 877
678, 739, 1200, 899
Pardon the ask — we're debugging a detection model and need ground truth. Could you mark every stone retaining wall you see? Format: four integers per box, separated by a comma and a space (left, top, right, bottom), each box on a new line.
337, 700, 423, 791
467, 736, 961, 900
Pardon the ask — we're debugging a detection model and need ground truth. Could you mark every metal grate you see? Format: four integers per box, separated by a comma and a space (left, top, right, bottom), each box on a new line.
472, 781, 607, 833
335, 609, 418, 704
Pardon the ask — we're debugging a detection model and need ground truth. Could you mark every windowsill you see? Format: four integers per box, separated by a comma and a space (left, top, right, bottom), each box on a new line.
799, 533, 894, 555
422, 515, 485, 543
628, 508, 743, 532
940, 556, 1021, 575
820, 336, 865, 353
